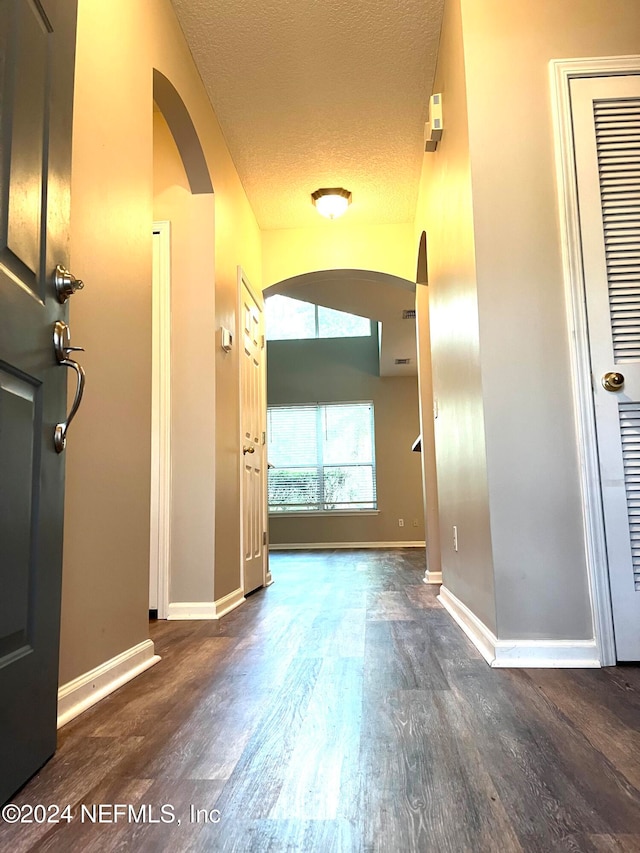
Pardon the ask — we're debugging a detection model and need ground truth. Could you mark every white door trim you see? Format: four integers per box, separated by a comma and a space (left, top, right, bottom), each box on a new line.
150, 221, 172, 619
550, 55, 640, 666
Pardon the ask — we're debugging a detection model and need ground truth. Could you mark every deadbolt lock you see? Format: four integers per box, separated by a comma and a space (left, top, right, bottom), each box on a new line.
54, 264, 84, 303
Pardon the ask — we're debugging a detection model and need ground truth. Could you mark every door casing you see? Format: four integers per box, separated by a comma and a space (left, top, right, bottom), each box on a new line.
550, 55, 640, 666
149, 221, 171, 618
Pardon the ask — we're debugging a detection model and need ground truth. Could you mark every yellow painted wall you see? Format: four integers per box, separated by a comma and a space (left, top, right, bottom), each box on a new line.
61, 0, 261, 683
262, 222, 415, 290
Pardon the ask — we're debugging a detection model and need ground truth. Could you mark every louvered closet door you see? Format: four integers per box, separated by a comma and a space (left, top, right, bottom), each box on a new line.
572, 74, 640, 660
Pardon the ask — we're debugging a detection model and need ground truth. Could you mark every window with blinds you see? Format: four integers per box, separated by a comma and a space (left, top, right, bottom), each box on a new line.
267, 402, 377, 512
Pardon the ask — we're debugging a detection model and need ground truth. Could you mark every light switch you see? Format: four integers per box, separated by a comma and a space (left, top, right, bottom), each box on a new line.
221, 327, 233, 352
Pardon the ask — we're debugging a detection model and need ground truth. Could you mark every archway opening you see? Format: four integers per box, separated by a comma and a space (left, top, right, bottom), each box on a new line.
153, 69, 213, 195
151, 72, 215, 618
264, 268, 425, 554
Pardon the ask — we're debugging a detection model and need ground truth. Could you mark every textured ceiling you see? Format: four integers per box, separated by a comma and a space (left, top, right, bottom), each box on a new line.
170, 0, 444, 230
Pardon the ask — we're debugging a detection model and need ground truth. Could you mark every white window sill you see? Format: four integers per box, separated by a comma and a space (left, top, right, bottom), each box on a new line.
269, 510, 380, 518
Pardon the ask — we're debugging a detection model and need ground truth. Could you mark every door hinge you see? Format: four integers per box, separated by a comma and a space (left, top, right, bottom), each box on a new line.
263, 531, 267, 545
262, 431, 266, 445
261, 334, 265, 349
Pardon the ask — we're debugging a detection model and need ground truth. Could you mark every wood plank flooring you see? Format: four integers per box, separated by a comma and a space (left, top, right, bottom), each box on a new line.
2, 549, 640, 851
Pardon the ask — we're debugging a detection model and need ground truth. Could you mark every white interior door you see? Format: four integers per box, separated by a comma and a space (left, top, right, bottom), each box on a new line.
572, 73, 640, 660
239, 270, 267, 594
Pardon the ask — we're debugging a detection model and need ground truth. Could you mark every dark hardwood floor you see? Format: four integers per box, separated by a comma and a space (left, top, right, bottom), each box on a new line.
2, 549, 640, 851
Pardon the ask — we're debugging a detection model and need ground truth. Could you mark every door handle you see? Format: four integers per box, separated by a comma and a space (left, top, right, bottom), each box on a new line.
54, 264, 84, 303
243, 445, 255, 454
53, 321, 86, 453
602, 371, 625, 392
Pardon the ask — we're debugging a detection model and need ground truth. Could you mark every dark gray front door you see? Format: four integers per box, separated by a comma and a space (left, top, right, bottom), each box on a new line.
0, 0, 78, 804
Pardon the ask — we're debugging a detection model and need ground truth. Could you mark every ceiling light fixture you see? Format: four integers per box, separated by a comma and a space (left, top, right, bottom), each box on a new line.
311, 187, 352, 220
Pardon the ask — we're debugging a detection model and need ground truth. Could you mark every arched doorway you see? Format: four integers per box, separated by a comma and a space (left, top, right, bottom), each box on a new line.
263, 268, 426, 555
151, 71, 215, 618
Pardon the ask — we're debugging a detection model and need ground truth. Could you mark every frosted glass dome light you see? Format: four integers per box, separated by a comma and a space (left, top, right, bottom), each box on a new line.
311, 187, 352, 220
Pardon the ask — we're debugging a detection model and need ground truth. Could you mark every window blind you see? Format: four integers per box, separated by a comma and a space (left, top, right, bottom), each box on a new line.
267, 402, 377, 512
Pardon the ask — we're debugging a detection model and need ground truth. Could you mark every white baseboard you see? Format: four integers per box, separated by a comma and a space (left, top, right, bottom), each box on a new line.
423, 570, 442, 584
57, 639, 160, 729
168, 601, 217, 619
214, 587, 246, 618
438, 585, 496, 664
269, 541, 426, 551
438, 585, 600, 668
168, 587, 245, 620
490, 639, 600, 668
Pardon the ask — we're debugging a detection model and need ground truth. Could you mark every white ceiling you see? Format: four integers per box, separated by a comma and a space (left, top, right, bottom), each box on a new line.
170, 0, 444, 230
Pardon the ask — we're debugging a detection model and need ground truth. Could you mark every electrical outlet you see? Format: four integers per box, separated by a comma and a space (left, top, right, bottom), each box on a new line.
398, 518, 404, 528
453, 525, 458, 552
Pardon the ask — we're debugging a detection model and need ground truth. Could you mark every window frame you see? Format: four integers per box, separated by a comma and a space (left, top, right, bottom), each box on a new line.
265, 294, 373, 342
267, 401, 378, 515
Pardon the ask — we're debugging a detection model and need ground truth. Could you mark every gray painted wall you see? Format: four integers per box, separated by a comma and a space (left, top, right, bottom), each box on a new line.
417, 0, 640, 643
462, 0, 640, 641
267, 328, 424, 545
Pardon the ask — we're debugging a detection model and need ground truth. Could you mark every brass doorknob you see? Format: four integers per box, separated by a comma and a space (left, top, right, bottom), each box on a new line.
243, 445, 255, 454
602, 372, 625, 392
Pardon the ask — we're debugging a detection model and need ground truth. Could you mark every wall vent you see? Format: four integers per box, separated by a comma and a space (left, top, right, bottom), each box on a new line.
394, 358, 411, 365
402, 309, 416, 320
